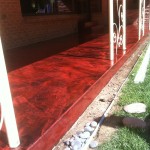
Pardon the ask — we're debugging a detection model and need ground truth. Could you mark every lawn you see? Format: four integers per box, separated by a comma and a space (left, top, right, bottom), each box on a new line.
99, 45, 150, 150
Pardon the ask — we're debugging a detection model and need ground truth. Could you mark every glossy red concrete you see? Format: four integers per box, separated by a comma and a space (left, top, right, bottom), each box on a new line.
0, 9, 149, 150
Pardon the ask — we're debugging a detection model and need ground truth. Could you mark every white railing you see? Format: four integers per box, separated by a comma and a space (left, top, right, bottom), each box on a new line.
0, 37, 20, 148
109, 0, 126, 60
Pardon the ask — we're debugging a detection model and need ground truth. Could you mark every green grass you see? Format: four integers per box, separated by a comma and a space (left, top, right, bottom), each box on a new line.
100, 128, 150, 150
115, 69, 150, 119
99, 45, 150, 150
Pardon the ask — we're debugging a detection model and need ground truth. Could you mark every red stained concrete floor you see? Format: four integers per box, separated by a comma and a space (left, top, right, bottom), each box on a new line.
0, 9, 149, 150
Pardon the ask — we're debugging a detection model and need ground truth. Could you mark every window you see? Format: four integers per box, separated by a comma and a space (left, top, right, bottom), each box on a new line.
20, 0, 76, 15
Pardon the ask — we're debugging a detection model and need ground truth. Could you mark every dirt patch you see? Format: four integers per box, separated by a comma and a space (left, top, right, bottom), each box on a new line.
53, 35, 150, 150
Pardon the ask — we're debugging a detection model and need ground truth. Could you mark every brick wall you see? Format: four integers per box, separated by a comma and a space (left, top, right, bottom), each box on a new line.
0, 0, 79, 50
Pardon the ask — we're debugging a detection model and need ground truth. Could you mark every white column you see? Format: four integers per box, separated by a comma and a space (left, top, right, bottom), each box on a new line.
0, 37, 20, 148
139, 0, 146, 40
139, 0, 142, 40
123, 0, 126, 50
149, 4, 150, 30
142, 0, 145, 36
109, 0, 114, 60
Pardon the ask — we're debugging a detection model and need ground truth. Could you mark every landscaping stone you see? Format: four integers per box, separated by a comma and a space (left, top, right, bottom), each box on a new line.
72, 146, 78, 150
123, 117, 147, 128
81, 143, 85, 148
69, 137, 75, 143
75, 136, 85, 144
76, 131, 83, 136
90, 121, 98, 128
89, 141, 98, 149
75, 138, 82, 144
85, 122, 91, 127
63, 121, 98, 149
84, 126, 95, 133
124, 103, 146, 113
80, 138, 86, 143
79, 131, 91, 139
71, 140, 82, 149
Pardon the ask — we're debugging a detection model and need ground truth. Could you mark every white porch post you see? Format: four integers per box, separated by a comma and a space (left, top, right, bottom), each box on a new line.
139, 0, 146, 40
123, 0, 126, 50
143, 0, 146, 36
139, 0, 141, 39
109, 0, 114, 60
0, 37, 20, 148
149, 3, 150, 30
